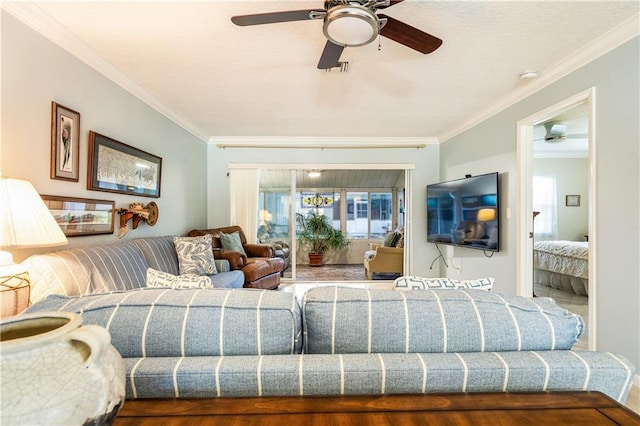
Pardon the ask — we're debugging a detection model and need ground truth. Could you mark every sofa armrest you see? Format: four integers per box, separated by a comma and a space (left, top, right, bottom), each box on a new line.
244, 243, 275, 258
214, 259, 230, 273
218, 251, 246, 270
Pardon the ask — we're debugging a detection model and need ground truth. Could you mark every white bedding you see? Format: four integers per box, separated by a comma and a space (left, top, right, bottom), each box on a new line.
534, 240, 588, 295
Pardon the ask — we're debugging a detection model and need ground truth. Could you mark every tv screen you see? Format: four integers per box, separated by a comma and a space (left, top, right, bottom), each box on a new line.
427, 172, 499, 252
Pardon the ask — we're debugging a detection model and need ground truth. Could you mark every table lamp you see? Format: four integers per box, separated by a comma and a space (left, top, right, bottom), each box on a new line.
0, 177, 67, 317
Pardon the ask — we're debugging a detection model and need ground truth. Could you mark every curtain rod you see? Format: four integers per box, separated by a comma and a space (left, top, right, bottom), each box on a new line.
216, 143, 426, 150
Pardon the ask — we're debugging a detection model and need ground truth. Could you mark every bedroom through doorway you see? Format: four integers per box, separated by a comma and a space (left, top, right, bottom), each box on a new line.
517, 89, 595, 350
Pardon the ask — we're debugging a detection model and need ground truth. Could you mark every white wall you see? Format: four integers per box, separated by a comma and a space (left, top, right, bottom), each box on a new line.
206, 145, 442, 278
534, 158, 589, 241
1, 11, 209, 261
440, 37, 640, 369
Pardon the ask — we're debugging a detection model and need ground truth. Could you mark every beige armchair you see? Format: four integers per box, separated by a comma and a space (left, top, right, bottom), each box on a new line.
364, 243, 404, 280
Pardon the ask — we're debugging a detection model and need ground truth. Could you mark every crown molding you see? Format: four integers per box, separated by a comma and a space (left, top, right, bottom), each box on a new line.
438, 13, 640, 144
2, 2, 209, 142
210, 136, 438, 149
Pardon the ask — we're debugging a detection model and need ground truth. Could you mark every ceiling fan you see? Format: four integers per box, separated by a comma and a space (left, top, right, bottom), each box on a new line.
231, 0, 443, 69
535, 123, 588, 143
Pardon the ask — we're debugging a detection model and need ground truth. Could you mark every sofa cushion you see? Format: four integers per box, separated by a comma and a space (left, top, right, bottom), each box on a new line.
27, 288, 302, 357
133, 236, 180, 275
302, 286, 583, 354
121, 351, 635, 402
174, 235, 217, 275
219, 231, 248, 256
24, 241, 149, 303
146, 268, 213, 289
394, 276, 494, 291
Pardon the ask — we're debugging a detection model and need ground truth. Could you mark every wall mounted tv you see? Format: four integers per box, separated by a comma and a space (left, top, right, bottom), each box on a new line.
427, 172, 500, 252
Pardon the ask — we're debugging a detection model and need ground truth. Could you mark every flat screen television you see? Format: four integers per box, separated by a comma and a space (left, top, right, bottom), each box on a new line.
427, 172, 500, 252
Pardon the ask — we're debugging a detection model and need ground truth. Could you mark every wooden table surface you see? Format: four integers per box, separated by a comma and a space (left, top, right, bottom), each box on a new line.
115, 391, 640, 425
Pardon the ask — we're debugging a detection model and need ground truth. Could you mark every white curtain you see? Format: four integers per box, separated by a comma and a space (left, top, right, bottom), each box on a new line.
229, 169, 260, 243
532, 175, 558, 240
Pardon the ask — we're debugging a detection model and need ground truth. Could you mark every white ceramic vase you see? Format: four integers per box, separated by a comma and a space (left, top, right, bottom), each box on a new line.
0, 311, 126, 425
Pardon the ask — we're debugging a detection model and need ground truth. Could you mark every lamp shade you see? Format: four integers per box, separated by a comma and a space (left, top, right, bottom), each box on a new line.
477, 208, 497, 222
0, 177, 67, 249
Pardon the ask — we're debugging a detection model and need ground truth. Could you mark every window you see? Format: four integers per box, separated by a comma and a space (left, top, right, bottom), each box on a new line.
532, 175, 558, 239
344, 191, 394, 239
258, 190, 290, 242
346, 192, 368, 239
370, 192, 392, 237
296, 192, 340, 231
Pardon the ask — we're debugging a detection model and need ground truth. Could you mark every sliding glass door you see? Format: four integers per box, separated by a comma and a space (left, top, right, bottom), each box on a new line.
252, 166, 411, 281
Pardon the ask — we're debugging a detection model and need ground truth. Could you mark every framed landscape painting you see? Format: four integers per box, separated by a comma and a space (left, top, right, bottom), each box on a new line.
87, 131, 162, 198
50, 102, 80, 182
41, 195, 115, 237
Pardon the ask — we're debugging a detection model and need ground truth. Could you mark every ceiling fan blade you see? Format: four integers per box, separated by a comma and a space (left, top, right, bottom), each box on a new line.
566, 134, 588, 139
231, 9, 321, 26
378, 14, 442, 54
377, 0, 404, 9
317, 41, 344, 69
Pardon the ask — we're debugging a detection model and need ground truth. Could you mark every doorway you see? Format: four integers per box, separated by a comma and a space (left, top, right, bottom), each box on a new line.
229, 163, 414, 281
516, 88, 596, 350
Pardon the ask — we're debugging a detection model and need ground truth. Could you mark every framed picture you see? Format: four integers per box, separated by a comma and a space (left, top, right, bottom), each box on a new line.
566, 195, 581, 206
50, 102, 80, 181
87, 131, 162, 198
41, 195, 115, 237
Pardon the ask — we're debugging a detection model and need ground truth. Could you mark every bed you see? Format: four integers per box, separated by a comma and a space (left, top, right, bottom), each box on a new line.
533, 240, 588, 296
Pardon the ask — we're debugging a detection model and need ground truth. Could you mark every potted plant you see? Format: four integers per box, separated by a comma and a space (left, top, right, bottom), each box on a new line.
296, 211, 350, 266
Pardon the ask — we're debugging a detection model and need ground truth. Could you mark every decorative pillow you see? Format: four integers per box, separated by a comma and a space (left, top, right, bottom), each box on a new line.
219, 231, 248, 256
395, 226, 405, 248
173, 235, 217, 275
394, 276, 494, 291
146, 268, 213, 289
382, 231, 399, 247
394, 276, 456, 290
450, 277, 494, 290
364, 250, 376, 260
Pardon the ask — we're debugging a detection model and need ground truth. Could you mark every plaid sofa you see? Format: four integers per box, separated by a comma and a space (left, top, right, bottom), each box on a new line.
26, 284, 635, 403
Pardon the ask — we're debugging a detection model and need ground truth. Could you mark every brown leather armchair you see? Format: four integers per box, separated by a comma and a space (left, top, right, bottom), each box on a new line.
187, 226, 284, 289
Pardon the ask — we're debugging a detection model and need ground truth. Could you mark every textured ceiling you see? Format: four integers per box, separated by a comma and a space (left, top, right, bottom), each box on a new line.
6, 1, 639, 144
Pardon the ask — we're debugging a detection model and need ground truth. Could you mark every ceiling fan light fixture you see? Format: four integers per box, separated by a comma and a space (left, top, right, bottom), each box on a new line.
323, 5, 379, 47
